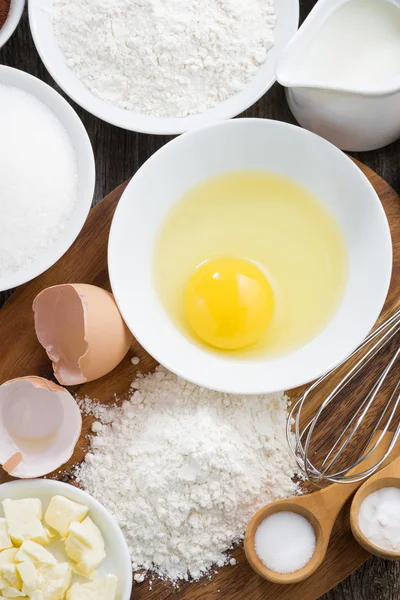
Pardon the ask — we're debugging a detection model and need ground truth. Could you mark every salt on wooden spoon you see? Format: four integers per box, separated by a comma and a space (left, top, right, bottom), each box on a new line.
244, 431, 400, 584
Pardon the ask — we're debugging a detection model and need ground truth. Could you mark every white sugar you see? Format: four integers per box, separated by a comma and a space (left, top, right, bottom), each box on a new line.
255, 511, 316, 574
359, 487, 400, 552
0, 84, 78, 277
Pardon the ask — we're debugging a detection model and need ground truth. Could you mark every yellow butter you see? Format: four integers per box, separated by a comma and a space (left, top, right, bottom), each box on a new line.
0, 573, 9, 591
1, 586, 27, 597
29, 591, 45, 600
35, 563, 71, 600
2, 499, 49, 546
44, 496, 89, 540
65, 517, 106, 577
0, 549, 18, 566
0, 564, 22, 590
66, 574, 118, 600
67, 561, 96, 581
0, 518, 13, 551
16, 541, 57, 567
17, 561, 37, 596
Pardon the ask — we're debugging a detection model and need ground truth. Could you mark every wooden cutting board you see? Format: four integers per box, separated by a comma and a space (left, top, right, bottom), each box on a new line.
0, 159, 399, 600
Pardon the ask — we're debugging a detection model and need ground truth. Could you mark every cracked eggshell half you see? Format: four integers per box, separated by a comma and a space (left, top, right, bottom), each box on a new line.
0, 376, 82, 478
33, 284, 133, 386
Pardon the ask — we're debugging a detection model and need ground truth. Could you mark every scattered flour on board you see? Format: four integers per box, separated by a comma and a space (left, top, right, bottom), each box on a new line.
52, 0, 276, 117
76, 366, 299, 582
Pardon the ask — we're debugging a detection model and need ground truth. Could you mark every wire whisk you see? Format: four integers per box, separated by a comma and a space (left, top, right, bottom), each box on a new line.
287, 309, 400, 485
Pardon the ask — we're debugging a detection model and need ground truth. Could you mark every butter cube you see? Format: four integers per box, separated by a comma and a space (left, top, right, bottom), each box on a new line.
0, 574, 8, 591
0, 549, 18, 565
16, 542, 57, 566
17, 561, 37, 596
68, 561, 97, 580
64, 517, 106, 577
1, 586, 27, 597
2, 500, 49, 546
0, 549, 18, 590
44, 496, 89, 539
0, 519, 12, 551
66, 574, 118, 600
35, 563, 71, 600
0, 564, 22, 590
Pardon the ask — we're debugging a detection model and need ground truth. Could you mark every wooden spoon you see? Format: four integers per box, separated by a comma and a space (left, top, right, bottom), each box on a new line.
244, 431, 399, 584
350, 454, 400, 560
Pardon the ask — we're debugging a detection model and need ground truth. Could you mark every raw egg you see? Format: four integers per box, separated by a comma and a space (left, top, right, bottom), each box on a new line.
155, 170, 348, 357
185, 258, 274, 350
33, 284, 133, 386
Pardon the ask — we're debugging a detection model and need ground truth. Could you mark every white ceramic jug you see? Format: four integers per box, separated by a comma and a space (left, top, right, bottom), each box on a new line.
276, 0, 400, 152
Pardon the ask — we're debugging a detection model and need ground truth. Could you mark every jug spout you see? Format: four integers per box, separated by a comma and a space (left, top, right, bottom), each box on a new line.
276, 0, 348, 91
276, 0, 400, 95
276, 0, 400, 151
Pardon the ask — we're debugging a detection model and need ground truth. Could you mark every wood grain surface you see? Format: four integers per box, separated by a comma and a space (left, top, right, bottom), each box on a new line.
1, 1, 400, 598
0, 161, 399, 600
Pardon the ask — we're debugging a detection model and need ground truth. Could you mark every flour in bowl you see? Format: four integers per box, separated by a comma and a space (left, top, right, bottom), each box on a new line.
53, 0, 276, 117
76, 366, 299, 582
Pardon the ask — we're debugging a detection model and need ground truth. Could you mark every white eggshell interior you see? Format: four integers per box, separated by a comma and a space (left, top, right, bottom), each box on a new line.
34, 285, 87, 385
0, 379, 82, 478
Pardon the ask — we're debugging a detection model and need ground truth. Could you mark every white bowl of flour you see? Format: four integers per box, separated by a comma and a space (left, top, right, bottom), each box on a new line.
28, 0, 299, 134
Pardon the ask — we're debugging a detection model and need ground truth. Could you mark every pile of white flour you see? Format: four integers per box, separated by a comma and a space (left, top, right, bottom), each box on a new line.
53, 0, 276, 117
77, 367, 298, 582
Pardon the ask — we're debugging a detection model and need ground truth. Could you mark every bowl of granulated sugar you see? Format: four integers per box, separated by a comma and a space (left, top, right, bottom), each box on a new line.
0, 66, 95, 292
0, 0, 25, 50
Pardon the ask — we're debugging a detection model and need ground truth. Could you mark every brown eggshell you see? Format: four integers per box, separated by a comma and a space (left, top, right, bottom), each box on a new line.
33, 284, 133, 385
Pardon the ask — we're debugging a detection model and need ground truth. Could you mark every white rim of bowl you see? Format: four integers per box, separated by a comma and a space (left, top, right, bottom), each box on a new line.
0, 479, 133, 599
28, 0, 300, 135
0, 66, 95, 292
0, 0, 25, 50
108, 118, 393, 394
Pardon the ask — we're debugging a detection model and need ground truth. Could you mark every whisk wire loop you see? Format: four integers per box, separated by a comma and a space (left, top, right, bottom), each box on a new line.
287, 309, 400, 485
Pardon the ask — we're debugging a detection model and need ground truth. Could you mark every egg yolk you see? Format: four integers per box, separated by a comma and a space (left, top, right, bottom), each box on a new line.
184, 258, 274, 350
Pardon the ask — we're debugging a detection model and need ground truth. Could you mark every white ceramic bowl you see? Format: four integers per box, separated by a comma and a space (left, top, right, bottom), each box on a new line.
0, 66, 95, 292
0, 0, 25, 50
0, 479, 132, 600
28, 0, 299, 135
108, 119, 392, 395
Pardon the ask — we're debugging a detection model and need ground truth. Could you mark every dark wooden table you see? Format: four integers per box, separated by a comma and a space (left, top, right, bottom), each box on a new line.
1, 1, 399, 598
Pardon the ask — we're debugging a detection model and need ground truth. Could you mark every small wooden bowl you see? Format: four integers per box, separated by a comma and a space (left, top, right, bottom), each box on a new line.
244, 431, 399, 584
244, 496, 327, 584
350, 454, 400, 560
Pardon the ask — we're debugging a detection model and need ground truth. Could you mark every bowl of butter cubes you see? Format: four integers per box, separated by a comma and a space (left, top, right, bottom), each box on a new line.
0, 479, 132, 599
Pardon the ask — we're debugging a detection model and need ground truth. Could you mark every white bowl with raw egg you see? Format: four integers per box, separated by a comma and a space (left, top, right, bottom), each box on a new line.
108, 119, 392, 394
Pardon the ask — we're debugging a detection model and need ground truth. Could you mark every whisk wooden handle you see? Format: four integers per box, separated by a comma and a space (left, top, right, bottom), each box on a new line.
309, 431, 399, 525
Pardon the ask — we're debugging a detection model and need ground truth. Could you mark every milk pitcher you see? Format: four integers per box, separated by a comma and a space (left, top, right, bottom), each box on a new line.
276, 0, 400, 151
